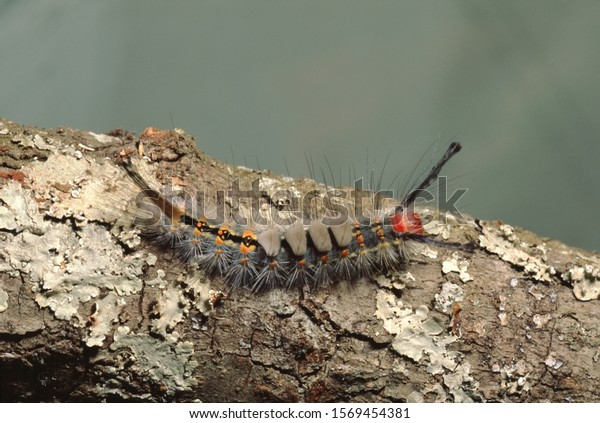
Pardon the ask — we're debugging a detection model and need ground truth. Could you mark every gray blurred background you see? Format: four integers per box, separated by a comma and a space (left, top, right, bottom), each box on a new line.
1, 0, 598, 251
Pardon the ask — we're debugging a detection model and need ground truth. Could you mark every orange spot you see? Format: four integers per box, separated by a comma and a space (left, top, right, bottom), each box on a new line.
171, 176, 187, 187
356, 234, 364, 244
139, 127, 172, 141
240, 244, 254, 255
0, 170, 26, 182
242, 229, 257, 241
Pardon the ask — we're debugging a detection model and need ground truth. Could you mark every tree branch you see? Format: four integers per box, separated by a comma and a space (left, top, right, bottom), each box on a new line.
0, 118, 599, 402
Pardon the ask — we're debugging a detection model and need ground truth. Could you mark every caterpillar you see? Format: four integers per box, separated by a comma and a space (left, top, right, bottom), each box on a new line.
122, 142, 473, 293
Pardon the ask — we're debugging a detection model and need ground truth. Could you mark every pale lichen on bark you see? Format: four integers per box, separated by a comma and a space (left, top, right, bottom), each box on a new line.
1, 118, 599, 402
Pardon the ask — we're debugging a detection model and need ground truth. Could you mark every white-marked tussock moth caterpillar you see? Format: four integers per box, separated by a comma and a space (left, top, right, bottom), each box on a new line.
121, 142, 473, 293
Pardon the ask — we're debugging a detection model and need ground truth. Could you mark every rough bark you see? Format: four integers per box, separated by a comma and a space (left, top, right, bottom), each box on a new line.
0, 118, 599, 402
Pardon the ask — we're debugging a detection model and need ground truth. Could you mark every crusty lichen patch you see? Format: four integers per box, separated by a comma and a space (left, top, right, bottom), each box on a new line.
84, 292, 125, 347
0, 145, 204, 396
442, 253, 473, 282
434, 282, 464, 313
96, 326, 198, 398
0, 287, 8, 312
27, 153, 133, 225
479, 221, 600, 302
375, 290, 478, 401
0, 150, 151, 327
564, 264, 600, 301
443, 363, 478, 402
11, 132, 55, 151
479, 222, 554, 282
3, 221, 143, 323
0, 181, 46, 234
151, 282, 188, 342
148, 271, 215, 341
